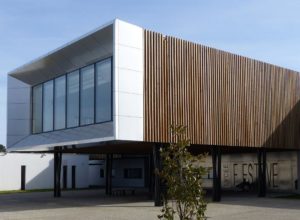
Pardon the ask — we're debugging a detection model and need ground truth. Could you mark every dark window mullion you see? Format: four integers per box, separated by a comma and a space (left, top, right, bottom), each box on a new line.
94, 63, 96, 124
79, 68, 81, 126
110, 57, 113, 121
41, 83, 44, 133
65, 74, 68, 129
52, 78, 56, 131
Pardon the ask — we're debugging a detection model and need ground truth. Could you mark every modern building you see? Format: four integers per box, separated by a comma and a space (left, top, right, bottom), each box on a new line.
7, 19, 300, 205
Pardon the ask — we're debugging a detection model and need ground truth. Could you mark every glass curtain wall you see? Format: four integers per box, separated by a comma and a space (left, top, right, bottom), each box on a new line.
43, 80, 54, 132
67, 70, 79, 128
54, 76, 66, 130
32, 57, 112, 134
96, 59, 112, 123
32, 85, 43, 133
80, 64, 95, 125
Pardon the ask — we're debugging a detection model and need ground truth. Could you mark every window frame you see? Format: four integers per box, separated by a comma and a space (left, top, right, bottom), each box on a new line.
54, 75, 67, 130
66, 69, 80, 129
123, 168, 143, 179
95, 58, 113, 124
31, 56, 113, 134
80, 64, 95, 126
31, 84, 43, 134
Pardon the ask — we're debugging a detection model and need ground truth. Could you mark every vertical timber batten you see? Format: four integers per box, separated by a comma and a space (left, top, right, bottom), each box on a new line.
144, 30, 300, 150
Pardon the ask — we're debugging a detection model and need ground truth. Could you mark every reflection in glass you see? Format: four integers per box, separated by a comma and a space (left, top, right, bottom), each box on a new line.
96, 58, 112, 123
80, 65, 95, 125
32, 85, 43, 133
43, 80, 54, 132
54, 76, 66, 130
32, 57, 113, 134
67, 70, 79, 128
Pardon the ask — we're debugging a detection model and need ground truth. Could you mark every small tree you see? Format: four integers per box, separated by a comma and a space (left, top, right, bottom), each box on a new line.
0, 144, 6, 153
158, 125, 207, 220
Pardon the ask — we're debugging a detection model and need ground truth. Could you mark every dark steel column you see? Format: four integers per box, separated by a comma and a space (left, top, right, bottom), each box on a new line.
153, 144, 163, 206
54, 147, 62, 198
105, 154, 113, 195
144, 155, 150, 188
258, 148, 266, 197
212, 146, 221, 202
149, 153, 154, 199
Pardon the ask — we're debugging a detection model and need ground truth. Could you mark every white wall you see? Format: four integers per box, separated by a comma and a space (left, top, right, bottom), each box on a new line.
88, 160, 105, 187
61, 154, 89, 189
0, 153, 89, 191
113, 19, 144, 141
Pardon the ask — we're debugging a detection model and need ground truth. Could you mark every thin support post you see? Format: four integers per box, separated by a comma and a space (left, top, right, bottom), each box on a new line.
144, 155, 150, 188
297, 151, 300, 193
105, 154, 113, 195
54, 147, 62, 198
153, 144, 163, 206
258, 148, 267, 197
212, 146, 221, 202
149, 153, 154, 198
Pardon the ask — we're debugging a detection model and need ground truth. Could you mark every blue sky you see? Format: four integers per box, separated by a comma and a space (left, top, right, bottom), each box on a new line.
1, 0, 300, 145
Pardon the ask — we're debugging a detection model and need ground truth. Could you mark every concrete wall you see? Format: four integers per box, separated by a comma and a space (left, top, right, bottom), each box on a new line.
0, 153, 89, 190
202, 151, 297, 191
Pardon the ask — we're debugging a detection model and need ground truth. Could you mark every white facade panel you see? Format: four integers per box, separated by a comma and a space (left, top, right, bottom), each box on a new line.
118, 68, 143, 94
118, 93, 143, 117
114, 19, 144, 141
7, 119, 30, 135
7, 76, 31, 147
118, 21, 143, 49
7, 103, 31, 120
118, 45, 143, 72
118, 116, 143, 141
7, 88, 31, 103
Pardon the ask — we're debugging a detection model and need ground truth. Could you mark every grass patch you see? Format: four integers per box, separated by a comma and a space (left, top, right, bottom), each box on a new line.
0, 189, 52, 195
0, 188, 99, 195
276, 194, 300, 199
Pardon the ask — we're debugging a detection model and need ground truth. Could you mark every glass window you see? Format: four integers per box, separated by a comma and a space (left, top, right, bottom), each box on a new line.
32, 57, 113, 134
32, 85, 43, 133
67, 70, 79, 128
80, 65, 95, 125
43, 80, 54, 132
95, 58, 112, 123
54, 76, 66, 130
124, 168, 143, 179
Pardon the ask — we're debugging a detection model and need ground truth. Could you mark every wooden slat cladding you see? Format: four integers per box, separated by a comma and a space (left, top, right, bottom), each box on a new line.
144, 30, 300, 149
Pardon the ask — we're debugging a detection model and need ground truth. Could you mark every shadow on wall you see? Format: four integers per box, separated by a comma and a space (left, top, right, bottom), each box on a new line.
263, 100, 300, 149
25, 159, 54, 190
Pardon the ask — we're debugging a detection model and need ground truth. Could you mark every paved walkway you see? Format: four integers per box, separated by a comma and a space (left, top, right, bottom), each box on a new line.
0, 190, 300, 219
